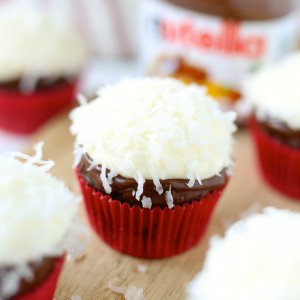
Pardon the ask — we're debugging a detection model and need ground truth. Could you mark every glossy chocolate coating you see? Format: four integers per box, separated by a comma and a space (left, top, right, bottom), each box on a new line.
258, 117, 300, 149
0, 257, 57, 299
79, 153, 227, 208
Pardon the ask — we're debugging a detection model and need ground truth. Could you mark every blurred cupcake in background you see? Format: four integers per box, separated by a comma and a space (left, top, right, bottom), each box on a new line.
0, 145, 85, 300
0, 6, 86, 134
187, 207, 300, 300
246, 52, 300, 199
70, 77, 236, 258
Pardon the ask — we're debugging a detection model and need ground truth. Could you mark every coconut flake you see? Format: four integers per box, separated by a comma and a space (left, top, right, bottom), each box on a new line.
107, 169, 118, 184
70, 296, 82, 300
19, 75, 37, 93
141, 196, 152, 209
77, 93, 88, 106
72, 142, 85, 169
151, 172, 163, 195
0, 264, 33, 298
124, 286, 144, 300
87, 159, 98, 171
11, 142, 54, 172
134, 172, 145, 201
196, 176, 202, 185
108, 282, 144, 300
100, 162, 112, 194
108, 282, 126, 294
65, 216, 90, 261
137, 265, 148, 273
187, 178, 195, 188
165, 187, 174, 209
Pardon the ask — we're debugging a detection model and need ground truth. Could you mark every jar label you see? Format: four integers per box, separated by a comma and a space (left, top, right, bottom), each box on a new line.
140, 0, 298, 91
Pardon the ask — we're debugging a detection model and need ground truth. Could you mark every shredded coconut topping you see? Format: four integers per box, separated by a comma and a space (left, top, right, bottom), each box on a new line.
0, 154, 80, 265
70, 78, 236, 186
0, 6, 86, 83
245, 52, 300, 130
187, 207, 300, 300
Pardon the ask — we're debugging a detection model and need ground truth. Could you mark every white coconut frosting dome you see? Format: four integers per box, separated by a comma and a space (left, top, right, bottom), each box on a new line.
0, 154, 80, 265
187, 207, 300, 300
70, 77, 236, 185
246, 52, 300, 130
0, 7, 86, 82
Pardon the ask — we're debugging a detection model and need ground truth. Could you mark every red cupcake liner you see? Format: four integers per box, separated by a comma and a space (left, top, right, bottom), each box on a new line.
249, 117, 300, 199
76, 169, 225, 258
0, 81, 77, 134
13, 256, 64, 300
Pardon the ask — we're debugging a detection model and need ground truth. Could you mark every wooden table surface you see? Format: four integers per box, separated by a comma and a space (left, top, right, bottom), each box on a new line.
24, 109, 300, 300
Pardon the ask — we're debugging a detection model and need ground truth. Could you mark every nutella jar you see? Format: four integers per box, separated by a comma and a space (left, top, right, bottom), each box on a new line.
140, 0, 298, 122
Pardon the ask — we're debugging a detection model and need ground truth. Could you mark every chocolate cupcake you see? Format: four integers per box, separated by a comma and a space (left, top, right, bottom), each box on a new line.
246, 52, 300, 199
187, 207, 300, 300
0, 148, 81, 299
0, 6, 86, 133
70, 77, 236, 258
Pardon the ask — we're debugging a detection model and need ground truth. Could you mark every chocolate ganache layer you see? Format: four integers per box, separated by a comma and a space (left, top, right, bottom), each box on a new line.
0, 256, 57, 299
257, 117, 300, 149
79, 153, 228, 208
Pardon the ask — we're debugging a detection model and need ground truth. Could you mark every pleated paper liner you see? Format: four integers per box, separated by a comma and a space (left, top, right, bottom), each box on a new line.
77, 169, 225, 258
13, 256, 64, 300
0, 80, 77, 134
249, 116, 300, 199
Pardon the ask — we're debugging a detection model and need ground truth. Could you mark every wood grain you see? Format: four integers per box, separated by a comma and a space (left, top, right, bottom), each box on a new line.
24, 109, 300, 300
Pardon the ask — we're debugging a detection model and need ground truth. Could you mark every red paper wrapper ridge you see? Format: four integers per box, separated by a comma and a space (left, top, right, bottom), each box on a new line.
0, 81, 77, 134
77, 169, 224, 258
249, 117, 300, 199
13, 256, 64, 300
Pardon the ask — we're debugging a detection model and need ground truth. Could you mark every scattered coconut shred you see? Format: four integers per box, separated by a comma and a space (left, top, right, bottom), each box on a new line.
70, 296, 82, 300
0, 143, 90, 299
137, 265, 148, 273
70, 78, 236, 207
108, 282, 144, 300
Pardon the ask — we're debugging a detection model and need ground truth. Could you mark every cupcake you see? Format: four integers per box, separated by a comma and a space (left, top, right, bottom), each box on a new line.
70, 77, 236, 258
0, 146, 81, 299
187, 207, 300, 300
246, 53, 300, 199
0, 7, 86, 134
